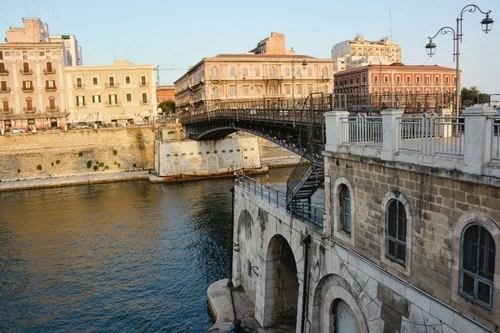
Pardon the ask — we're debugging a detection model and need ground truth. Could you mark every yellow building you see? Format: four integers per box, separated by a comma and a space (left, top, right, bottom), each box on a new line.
65, 60, 157, 126
175, 33, 334, 113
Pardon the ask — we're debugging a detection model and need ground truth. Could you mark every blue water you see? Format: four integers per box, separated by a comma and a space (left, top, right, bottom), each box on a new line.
0, 168, 292, 332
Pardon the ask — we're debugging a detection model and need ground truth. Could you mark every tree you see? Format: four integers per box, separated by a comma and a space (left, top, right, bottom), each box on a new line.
158, 100, 176, 114
461, 86, 490, 107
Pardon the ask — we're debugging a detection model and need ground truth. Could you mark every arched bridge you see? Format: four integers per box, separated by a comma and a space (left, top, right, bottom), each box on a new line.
178, 93, 334, 225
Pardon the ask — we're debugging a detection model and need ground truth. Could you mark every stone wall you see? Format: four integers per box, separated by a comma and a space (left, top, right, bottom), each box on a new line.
0, 128, 155, 181
324, 151, 499, 331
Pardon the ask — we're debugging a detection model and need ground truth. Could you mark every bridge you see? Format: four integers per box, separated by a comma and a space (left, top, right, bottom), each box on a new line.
179, 93, 334, 225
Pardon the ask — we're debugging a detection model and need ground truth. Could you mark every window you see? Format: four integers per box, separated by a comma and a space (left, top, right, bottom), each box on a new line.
460, 224, 495, 309
242, 67, 248, 77
92, 95, 101, 104
93, 77, 98, 85
46, 80, 55, 88
243, 85, 249, 96
109, 94, 117, 105
339, 185, 351, 233
76, 78, 83, 88
212, 87, 219, 98
126, 93, 132, 102
285, 67, 291, 77
22, 80, 33, 89
22, 51, 27, 60
211, 67, 218, 79
254, 67, 260, 76
23, 62, 30, 73
140, 76, 146, 85
125, 76, 131, 84
230, 67, 236, 76
3, 100, 9, 111
0, 51, 2, 60
49, 96, 55, 110
1, 81, 7, 92
141, 93, 147, 103
386, 199, 406, 265
46, 62, 53, 72
230, 85, 237, 97
109, 76, 115, 87
76, 95, 85, 106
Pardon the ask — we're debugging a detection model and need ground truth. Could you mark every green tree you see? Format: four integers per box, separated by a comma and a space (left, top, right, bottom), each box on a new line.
461, 86, 490, 107
158, 100, 176, 114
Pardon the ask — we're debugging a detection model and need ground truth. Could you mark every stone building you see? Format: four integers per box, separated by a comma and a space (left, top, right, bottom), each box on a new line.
333, 64, 457, 113
174, 33, 333, 113
156, 85, 175, 103
65, 59, 157, 126
331, 35, 402, 72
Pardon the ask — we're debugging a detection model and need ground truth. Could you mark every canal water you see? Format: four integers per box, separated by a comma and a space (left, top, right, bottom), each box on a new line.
0, 168, 293, 333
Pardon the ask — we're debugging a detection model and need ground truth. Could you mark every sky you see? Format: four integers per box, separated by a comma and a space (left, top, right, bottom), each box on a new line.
1, 0, 499, 97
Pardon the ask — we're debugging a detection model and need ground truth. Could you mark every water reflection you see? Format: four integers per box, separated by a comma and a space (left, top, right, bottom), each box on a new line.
0, 168, 293, 332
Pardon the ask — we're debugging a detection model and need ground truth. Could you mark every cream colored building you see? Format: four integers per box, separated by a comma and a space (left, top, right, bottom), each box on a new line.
1, 19, 68, 131
331, 35, 402, 71
175, 33, 333, 113
65, 60, 157, 125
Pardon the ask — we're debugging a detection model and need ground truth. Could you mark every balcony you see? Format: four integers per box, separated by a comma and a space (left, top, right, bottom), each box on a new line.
139, 81, 148, 87
105, 82, 120, 88
105, 102, 120, 107
45, 86, 57, 92
140, 100, 149, 104
23, 107, 36, 113
0, 87, 11, 93
2, 108, 13, 114
43, 68, 56, 75
76, 103, 86, 108
0, 70, 9, 76
74, 84, 85, 89
46, 106, 60, 112
20, 69, 33, 75
21, 86, 34, 92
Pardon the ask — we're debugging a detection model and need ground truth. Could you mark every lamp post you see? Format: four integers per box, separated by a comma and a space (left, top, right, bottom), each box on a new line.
292, 57, 308, 127
426, 4, 494, 116
368, 57, 382, 112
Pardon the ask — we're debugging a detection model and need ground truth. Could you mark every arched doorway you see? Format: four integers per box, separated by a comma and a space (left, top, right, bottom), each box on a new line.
332, 299, 360, 333
264, 235, 298, 329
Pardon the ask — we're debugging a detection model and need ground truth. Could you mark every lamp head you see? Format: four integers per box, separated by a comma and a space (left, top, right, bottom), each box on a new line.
481, 14, 494, 33
425, 39, 436, 57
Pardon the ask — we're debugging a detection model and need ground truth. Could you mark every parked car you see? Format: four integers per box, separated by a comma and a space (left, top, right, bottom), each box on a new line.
10, 128, 25, 134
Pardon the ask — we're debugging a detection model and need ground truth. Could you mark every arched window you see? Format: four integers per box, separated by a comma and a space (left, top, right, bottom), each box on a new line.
339, 185, 351, 233
211, 67, 218, 79
230, 67, 236, 77
386, 199, 406, 265
460, 224, 495, 308
242, 67, 248, 77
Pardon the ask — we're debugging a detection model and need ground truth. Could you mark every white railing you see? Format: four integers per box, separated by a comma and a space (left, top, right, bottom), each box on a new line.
399, 114, 464, 157
340, 115, 383, 147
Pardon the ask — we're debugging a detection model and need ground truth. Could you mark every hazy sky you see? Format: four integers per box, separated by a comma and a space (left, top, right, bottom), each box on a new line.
2, 0, 499, 97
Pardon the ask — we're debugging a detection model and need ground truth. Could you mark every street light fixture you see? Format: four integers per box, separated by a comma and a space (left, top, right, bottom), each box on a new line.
425, 4, 494, 116
292, 57, 308, 127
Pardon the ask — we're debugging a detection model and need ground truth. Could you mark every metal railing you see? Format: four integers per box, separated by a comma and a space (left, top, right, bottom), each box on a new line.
340, 114, 383, 146
398, 114, 464, 156
235, 172, 324, 228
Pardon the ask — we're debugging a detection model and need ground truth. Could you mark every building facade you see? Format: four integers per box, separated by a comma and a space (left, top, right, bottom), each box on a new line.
156, 85, 175, 103
331, 36, 402, 72
65, 60, 157, 125
333, 64, 457, 112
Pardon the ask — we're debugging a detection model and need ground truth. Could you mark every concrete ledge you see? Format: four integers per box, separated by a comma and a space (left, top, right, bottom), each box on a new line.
206, 279, 234, 332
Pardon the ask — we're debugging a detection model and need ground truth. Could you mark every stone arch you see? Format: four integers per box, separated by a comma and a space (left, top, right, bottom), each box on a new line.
234, 209, 255, 296
311, 274, 368, 333
331, 176, 356, 246
262, 234, 299, 328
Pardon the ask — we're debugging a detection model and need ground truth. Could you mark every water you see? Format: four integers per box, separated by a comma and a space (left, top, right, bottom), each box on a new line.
0, 168, 293, 333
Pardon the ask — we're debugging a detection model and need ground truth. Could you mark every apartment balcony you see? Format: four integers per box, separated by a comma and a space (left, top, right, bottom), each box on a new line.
321, 75, 331, 81
43, 68, 56, 75
76, 103, 86, 108
74, 84, 85, 89
0, 87, 11, 93
0, 70, 9, 76
406, 82, 412, 86
139, 81, 148, 87
46, 106, 60, 112
105, 102, 121, 107
2, 108, 13, 114
20, 69, 33, 75
140, 100, 149, 104
23, 107, 37, 113
21, 86, 34, 92
104, 82, 120, 88
45, 86, 57, 92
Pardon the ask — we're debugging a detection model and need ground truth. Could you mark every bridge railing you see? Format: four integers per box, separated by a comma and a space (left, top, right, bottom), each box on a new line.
235, 172, 324, 229
340, 114, 383, 146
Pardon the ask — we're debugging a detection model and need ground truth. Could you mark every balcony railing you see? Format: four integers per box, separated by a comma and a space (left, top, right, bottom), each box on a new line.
46, 106, 60, 112
43, 68, 56, 74
0, 87, 11, 93
139, 81, 148, 86
2, 108, 13, 114
23, 107, 36, 113
74, 84, 85, 89
104, 82, 120, 88
140, 100, 149, 104
0, 70, 9, 76
20, 69, 33, 75
45, 86, 57, 92
21, 86, 34, 92
105, 102, 120, 107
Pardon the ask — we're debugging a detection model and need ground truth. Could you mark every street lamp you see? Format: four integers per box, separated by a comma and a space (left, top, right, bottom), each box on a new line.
426, 4, 494, 116
368, 57, 382, 112
292, 57, 308, 127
